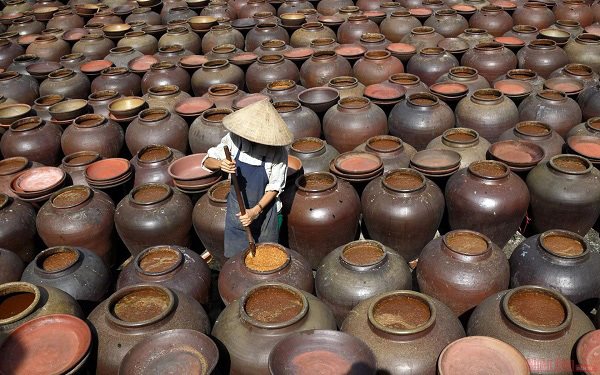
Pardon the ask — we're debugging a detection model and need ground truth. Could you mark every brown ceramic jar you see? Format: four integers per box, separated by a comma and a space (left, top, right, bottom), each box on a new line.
290, 22, 337, 48
117, 31, 159, 55
246, 55, 300, 93
125, 107, 189, 155
274, 101, 321, 140
88, 90, 120, 118
327, 76, 366, 99
245, 23, 290, 51
31, 94, 63, 123
549, 63, 599, 88
469, 5, 513, 36
446, 160, 530, 247
8, 15, 44, 36
131, 144, 182, 188
579, 83, 600, 120
337, 15, 380, 44
202, 24, 245, 54
554, 0, 594, 27
299, 51, 353, 88
143, 84, 191, 112
382, 73, 430, 96
25, 35, 70, 62
400, 26, 445, 52
154, 44, 193, 65
426, 128, 491, 168
435, 66, 490, 95
461, 42, 517, 83
499, 121, 565, 163
516, 40, 569, 79
191, 59, 245, 96
158, 26, 201, 54
0, 117, 62, 166
380, 11, 422, 43
0, 39, 25, 70
72, 34, 115, 61
60, 151, 100, 187
105, 46, 144, 69
317, 0, 354, 15
353, 135, 417, 172
567, 117, 600, 139
260, 80, 304, 102
61, 114, 124, 158
406, 47, 459, 86
0, 193, 37, 262
0, 71, 39, 105
512, 2, 556, 30
502, 25, 539, 45
564, 33, 600, 74
140, 62, 191, 94
203, 84, 245, 109
0, 248, 24, 284
353, 50, 404, 86
287, 137, 340, 174
417, 229, 510, 317
192, 180, 229, 265
39, 68, 90, 100
125, 7, 162, 25
189, 108, 230, 153
91, 67, 142, 97
424, 9, 469, 37
458, 27, 496, 48
518, 90, 582, 137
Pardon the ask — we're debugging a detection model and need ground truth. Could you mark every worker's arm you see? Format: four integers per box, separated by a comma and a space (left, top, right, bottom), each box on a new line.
237, 190, 277, 226
204, 157, 236, 173
202, 133, 236, 173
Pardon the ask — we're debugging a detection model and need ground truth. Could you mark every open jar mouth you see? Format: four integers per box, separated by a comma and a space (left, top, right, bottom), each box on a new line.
202, 59, 229, 69
340, 240, 387, 268
0, 157, 29, 176
202, 108, 232, 123
88, 90, 119, 101
468, 160, 510, 179
158, 44, 184, 54
539, 230, 588, 258
137, 144, 173, 163
243, 243, 291, 274
420, 47, 445, 55
301, 22, 324, 30
474, 42, 504, 51
48, 68, 76, 79
101, 67, 128, 76
328, 76, 358, 89
261, 39, 286, 49
523, 1, 548, 7
62, 151, 101, 167
273, 100, 301, 113
443, 230, 491, 256
407, 93, 439, 107
390, 73, 420, 85
472, 89, 503, 102
368, 291, 436, 335
549, 154, 592, 174
138, 107, 169, 122
207, 83, 239, 96
255, 23, 277, 30
538, 89, 566, 101
290, 137, 326, 154
212, 44, 236, 54
512, 25, 538, 34
124, 31, 147, 38
464, 28, 487, 35
129, 183, 172, 205
0, 71, 20, 81
514, 121, 551, 137
338, 96, 370, 110
360, 33, 385, 43
258, 54, 284, 64
507, 69, 538, 81
529, 39, 556, 49
435, 9, 457, 16
442, 128, 479, 145
575, 33, 600, 44
148, 85, 180, 96
587, 118, 600, 131
150, 62, 175, 71
73, 113, 105, 128
34, 246, 81, 273
109, 46, 134, 54
240, 283, 308, 328
564, 63, 593, 77
295, 172, 336, 192
391, 11, 411, 17
310, 38, 336, 47
10, 116, 43, 132
312, 49, 339, 59
208, 180, 230, 203
0, 282, 41, 325
106, 284, 175, 328
34, 94, 64, 107
166, 26, 189, 35
556, 19, 580, 27
49, 185, 91, 209
60, 53, 85, 63
382, 169, 426, 192
134, 245, 184, 276
366, 135, 403, 153
267, 79, 295, 92
411, 26, 435, 35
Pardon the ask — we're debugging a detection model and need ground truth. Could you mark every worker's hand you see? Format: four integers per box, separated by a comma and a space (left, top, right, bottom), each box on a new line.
237, 207, 259, 227
220, 159, 236, 174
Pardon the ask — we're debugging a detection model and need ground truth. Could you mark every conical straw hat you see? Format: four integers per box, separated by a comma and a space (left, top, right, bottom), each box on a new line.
222, 99, 294, 146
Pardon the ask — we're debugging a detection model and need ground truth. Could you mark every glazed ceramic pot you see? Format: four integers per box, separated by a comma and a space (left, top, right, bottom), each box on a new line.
406, 47, 459, 86
526, 155, 600, 236
417, 229, 510, 317
287, 137, 340, 174
0, 117, 62, 166
578, 82, 600, 120
202, 24, 245, 54
154, 45, 194, 66
274, 101, 321, 140
341, 290, 466, 374
518, 90, 582, 137
446, 160, 530, 247
400, 26, 445, 52
125, 7, 162, 25
317, 0, 354, 15
91, 67, 142, 97
567, 117, 600, 138
61, 114, 124, 158
72, 34, 115, 61
6, 54, 43, 77
60, 152, 101, 187
130, 144, 182, 187
191, 59, 245, 96
143, 84, 191, 112
426, 128, 490, 168
125, 107, 189, 155
59, 53, 91, 73
564, 34, 600, 73
238, 0, 276, 18
212, 282, 337, 375
245, 23, 289, 51
337, 15, 380, 44
8, 15, 44, 36
496, 68, 546, 92
245, 55, 300, 93
192, 180, 229, 265
424, 9, 469, 37
290, 22, 337, 48
458, 27, 495, 48
553, 0, 594, 28
353, 50, 405, 86
380, 11, 421, 42
141, 61, 191, 94
117, 31, 159, 55
158, 26, 201, 54
549, 63, 599, 88
361, 168, 444, 261
260, 80, 305, 102
0, 194, 37, 262
0, 39, 25, 70
381, 73, 430, 96
203, 83, 245, 109
470, 5, 513, 37
516, 40, 569, 79
39, 68, 90, 100
105, 46, 144, 69
461, 42, 517, 83
188, 108, 230, 153
353, 135, 417, 171
299, 51, 352, 88
0, 71, 39, 105
512, 2, 556, 30
0, 247, 24, 284
499, 121, 565, 163
88, 284, 211, 375
163, 6, 197, 24
25, 35, 70, 62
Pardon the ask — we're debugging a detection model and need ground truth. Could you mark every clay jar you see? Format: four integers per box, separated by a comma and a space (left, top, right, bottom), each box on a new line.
510, 230, 600, 305
0, 194, 37, 262
245, 55, 300, 93
274, 101, 321, 140
512, 2, 556, 30
469, 5, 513, 37
0, 39, 25, 70
526, 155, 600, 236
39, 68, 90, 100
191, 59, 245, 96
380, 11, 421, 43
245, 23, 290, 52
91, 67, 142, 97
0, 248, 24, 283
211, 283, 337, 375
131, 145, 181, 187
518, 90, 582, 137
353, 135, 417, 171
8, 16, 44, 36
0, 117, 62, 166
0, 71, 39, 105
400, 26, 445, 52
341, 291, 465, 375
455, 89, 519, 143
407, 47, 459, 86
202, 24, 245, 54
337, 15, 380, 44
388, 92, 455, 150
564, 34, 600, 74
516, 40, 569, 79
323, 97, 388, 153
424, 9, 469, 38
115, 183, 194, 257
261, 80, 305, 102
117, 245, 211, 304
417, 229, 510, 317
126, 107, 189, 155
88, 284, 211, 375
218, 243, 314, 305
141, 62, 191, 94
192, 180, 229, 265
426, 128, 490, 168
290, 22, 337, 48
353, 50, 404, 86
143, 84, 191, 112
158, 26, 201, 54
300, 51, 353, 88
553, 0, 593, 28
117, 31, 159, 55
287, 137, 340, 174
550, 63, 599, 89
189, 108, 231, 154
106, 46, 144, 69
315, 240, 411, 326
21, 246, 111, 304
238, 0, 276, 18
25, 35, 70, 62
499, 121, 565, 163
579, 83, 600, 120
461, 42, 517, 83
567, 117, 600, 138
458, 27, 496, 48
282, 173, 360, 269
0, 282, 83, 342
72, 34, 115, 61
61, 114, 124, 158
467, 286, 595, 370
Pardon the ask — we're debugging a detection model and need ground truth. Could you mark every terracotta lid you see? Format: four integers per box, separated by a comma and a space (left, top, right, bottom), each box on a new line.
577, 330, 600, 373
410, 150, 462, 172
80, 60, 113, 74
287, 155, 303, 179
386, 43, 416, 54
174, 97, 214, 115
544, 77, 584, 96
85, 158, 131, 181
283, 47, 313, 59
488, 140, 545, 167
495, 36, 524, 46
179, 55, 209, 67
567, 135, 600, 160
334, 152, 383, 175
409, 7, 433, 16
430, 82, 469, 97
15, 167, 65, 192
364, 84, 405, 100
128, 55, 160, 73
451, 4, 477, 12
334, 44, 367, 57
232, 93, 270, 110
493, 79, 533, 97
0, 314, 91, 375
168, 153, 213, 180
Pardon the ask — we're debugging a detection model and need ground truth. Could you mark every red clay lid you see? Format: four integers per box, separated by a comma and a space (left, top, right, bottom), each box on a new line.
16, 167, 65, 192
364, 10, 385, 17
364, 84, 404, 100
409, 7, 433, 15
174, 97, 214, 115
0, 314, 91, 375
334, 44, 367, 57
334, 152, 383, 175
168, 153, 212, 179
230, 52, 258, 61
495, 36, 525, 46
584, 25, 600, 35
233, 93, 269, 109
80, 60, 114, 73
85, 158, 131, 181
128, 55, 160, 72
489, 140, 545, 167
494, 79, 533, 96
577, 330, 600, 374
386, 43, 416, 53
430, 82, 469, 97
179, 55, 209, 66
544, 77, 583, 95
284, 47, 313, 59
568, 136, 600, 159
452, 4, 477, 11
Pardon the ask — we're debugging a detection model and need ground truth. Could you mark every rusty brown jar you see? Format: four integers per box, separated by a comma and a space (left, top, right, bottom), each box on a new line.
59, 53, 90, 73
212, 283, 336, 375
310, 37, 339, 52
0, 71, 39, 105
105, 46, 144, 68
400, 26, 445, 52
0, 248, 24, 283
526, 155, 600, 235
126, 107, 189, 155
245, 23, 289, 52
458, 27, 495, 48
567, 117, 600, 138
0, 282, 83, 342
88, 90, 120, 118
154, 44, 193, 65
467, 286, 595, 371
192, 180, 229, 265
499, 121, 564, 163
435, 66, 490, 95
117, 245, 211, 304
0, 117, 62, 166
0, 39, 25, 69
287, 137, 340, 174
549, 63, 599, 88
300, 51, 353, 88
362, 169, 444, 261
502, 25, 539, 45
158, 26, 201, 54
131, 145, 182, 187
218, 243, 313, 305
60, 151, 101, 186
317, 0, 354, 15
39, 68, 90, 100
200, 0, 237, 19
290, 22, 337, 47
89, 10, 123, 26
359, 33, 391, 52
446, 160, 530, 247
282, 173, 360, 269
274, 101, 321, 140
550, 18, 584, 36
323, 97, 388, 153
380, 11, 422, 43
203, 83, 245, 109
8, 15, 44, 36
140, 62, 190, 94
407, 47, 459, 86
260, 79, 305, 102
72, 34, 115, 61
417, 229, 509, 317
512, 2, 556, 29
246, 55, 300, 93
21, 246, 111, 304
469, 5, 513, 36
381, 73, 429, 96
316, 240, 411, 326
579, 83, 600, 120
510, 230, 600, 305
327, 76, 366, 99
353, 135, 417, 171
91, 67, 142, 97
117, 31, 159, 55
518, 90, 582, 137
554, 0, 594, 27
455, 89, 518, 143
162, 6, 197, 24
424, 9, 469, 37
337, 15, 380, 44
341, 291, 465, 374
191, 59, 245, 96
115, 183, 194, 257
25, 35, 70, 62
143, 84, 191, 112
388, 92, 455, 150
0, 194, 36, 262
278, 0, 314, 14
88, 284, 211, 375
496, 68, 546, 92
32, 94, 64, 122
61, 114, 123, 158
564, 34, 600, 73
125, 7, 162, 25
461, 42, 517, 83
202, 24, 245, 54
253, 39, 292, 57
353, 50, 404, 86
516, 39, 569, 79
426, 128, 490, 168
205, 43, 240, 61
189, 108, 231, 153
239, 0, 276, 18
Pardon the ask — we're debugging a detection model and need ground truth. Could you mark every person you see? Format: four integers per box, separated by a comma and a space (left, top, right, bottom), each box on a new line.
202, 99, 293, 258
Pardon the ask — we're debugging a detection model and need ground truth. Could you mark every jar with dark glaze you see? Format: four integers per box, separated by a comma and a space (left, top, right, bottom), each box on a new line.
143, 84, 191, 112
153, 44, 193, 65
341, 290, 465, 375
549, 63, 599, 88
499, 121, 564, 163
467, 286, 595, 370
125, 7, 162, 25
359, 33, 392, 52
512, 2, 556, 29
273, 101, 320, 140
245, 23, 289, 52
0, 247, 24, 283
60, 151, 101, 186
201, 0, 237, 19
88, 90, 120, 118
162, 6, 197, 24
334, 5, 361, 20
426, 128, 490, 168
550, 19, 583, 37
25, 35, 69, 63
105, 46, 144, 68
554, 0, 594, 27
424, 9, 469, 37
192, 180, 229, 264
61, 114, 124, 158
496, 68, 546, 92
72, 34, 115, 61
245, 55, 300, 93
117, 31, 159, 55
8, 15, 44, 36
0, 39, 25, 70
435, 66, 490, 95
117, 245, 211, 304
125, 107, 188, 155
259, 79, 303, 102
299, 51, 352, 88
457, 27, 495, 48
461, 42, 517, 83
469, 5, 513, 36
32, 94, 63, 122
39, 68, 90, 100
327, 76, 366, 99
0, 71, 39, 105
2, 0, 30, 15
579, 83, 600, 120
131, 145, 182, 187
527, 155, 600, 235
91, 67, 142, 97
158, 26, 201, 54
290, 22, 337, 47
388, 92, 455, 150
201, 24, 244, 55
455, 89, 518, 143
400, 26, 445, 51
380, 11, 422, 43
564, 33, 600, 74
353, 50, 404, 86
140, 62, 190, 94
59, 53, 90, 73
239, 0, 276, 18
406, 47, 459, 86
0, 193, 37, 262
191, 59, 245, 96
381, 73, 430, 96
417, 229, 509, 317
353, 135, 417, 172
0, 282, 83, 342
287, 137, 340, 174
88, 284, 211, 375
89, 10, 123, 26
510, 230, 600, 305
282, 172, 360, 269
516, 39, 568, 79
189, 108, 231, 153
317, 0, 354, 15
309, 37, 339, 52
567, 117, 600, 139
337, 15, 379, 44
502, 24, 539, 45
205, 43, 239, 61
115, 183, 194, 257
323, 97, 388, 153
201, 84, 242, 109
518, 90, 581, 137
252, 39, 291, 58
0, 117, 62, 166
